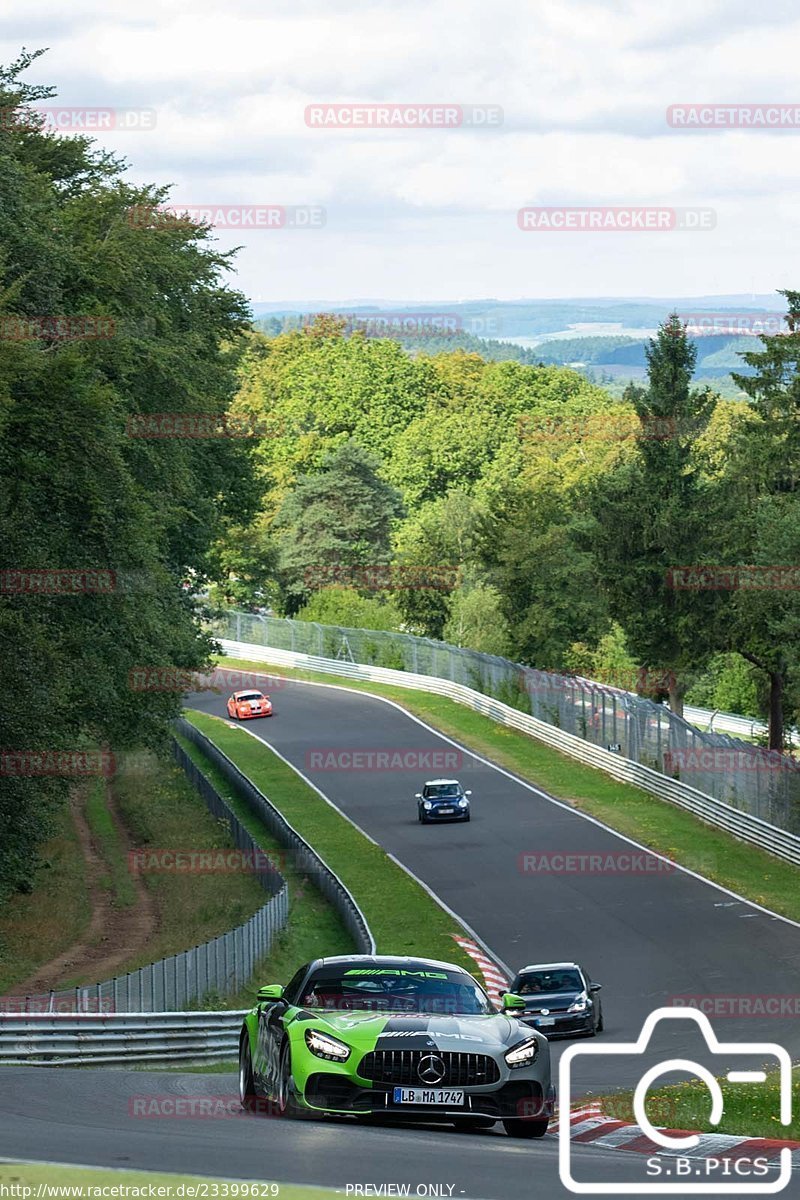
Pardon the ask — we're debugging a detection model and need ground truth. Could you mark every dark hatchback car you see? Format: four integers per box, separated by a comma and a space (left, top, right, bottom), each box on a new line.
509, 962, 603, 1038
416, 779, 472, 823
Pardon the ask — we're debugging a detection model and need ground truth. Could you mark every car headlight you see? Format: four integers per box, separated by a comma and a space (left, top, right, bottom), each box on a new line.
423, 801, 433, 810
568, 994, 588, 1013
458, 798, 468, 807
505, 1037, 540, 1068
304, 1029, 351, 1061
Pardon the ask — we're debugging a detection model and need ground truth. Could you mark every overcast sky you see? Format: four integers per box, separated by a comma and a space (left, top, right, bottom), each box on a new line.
3, 0, 800, 305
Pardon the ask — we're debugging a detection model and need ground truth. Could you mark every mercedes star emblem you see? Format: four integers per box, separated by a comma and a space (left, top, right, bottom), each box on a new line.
417, 1053, 446, 1084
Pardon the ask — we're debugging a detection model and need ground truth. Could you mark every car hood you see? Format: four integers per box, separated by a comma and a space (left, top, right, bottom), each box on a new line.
295, 1009, 537, 1052
520, 991, 583, 1009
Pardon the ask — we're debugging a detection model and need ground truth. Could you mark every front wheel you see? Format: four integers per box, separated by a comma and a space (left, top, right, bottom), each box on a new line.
239, 1032, 260, 1112
502, 1118, 549, 1138
277, 1041, 306, 1119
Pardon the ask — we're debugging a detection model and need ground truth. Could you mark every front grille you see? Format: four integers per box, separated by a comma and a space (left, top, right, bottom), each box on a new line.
358, 1049, 500, 1087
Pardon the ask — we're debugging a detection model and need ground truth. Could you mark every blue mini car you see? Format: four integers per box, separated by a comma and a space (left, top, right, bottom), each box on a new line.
416, 778, 471, 824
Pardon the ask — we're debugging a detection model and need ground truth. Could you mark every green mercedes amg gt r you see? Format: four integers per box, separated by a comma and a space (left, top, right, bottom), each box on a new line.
238, 954, 554, 1137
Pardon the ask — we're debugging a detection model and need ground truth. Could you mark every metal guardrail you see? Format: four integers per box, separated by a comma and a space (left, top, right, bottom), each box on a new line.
684, 704, 800, 748
0, 1011, 245, 1065
212, 610, 800, 836
176, 718, 375, 955
217, 637, 800, 868
5, 738, 289, 1016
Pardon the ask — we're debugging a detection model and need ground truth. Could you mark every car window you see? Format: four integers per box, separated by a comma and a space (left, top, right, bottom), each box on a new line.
514, 968, 584, 994
283, 962, 312, 1005
423, 784, 460, 798
298, 964, 492, 1014
237, 692, 263, 701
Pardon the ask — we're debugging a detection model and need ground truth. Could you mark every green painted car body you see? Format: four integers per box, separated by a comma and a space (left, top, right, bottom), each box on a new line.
238, 954, 554, 1136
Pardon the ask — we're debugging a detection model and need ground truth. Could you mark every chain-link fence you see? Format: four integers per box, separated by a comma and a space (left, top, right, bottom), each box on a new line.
213, 609, 800, 834
6, 737, 289, 1014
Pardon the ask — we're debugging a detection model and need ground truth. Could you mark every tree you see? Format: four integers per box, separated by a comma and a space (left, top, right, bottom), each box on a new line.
581, 316, 721, 716
273, 440, 403, 612
0, 52, 252, 897
295, 587, 403, 631
443, 583, 511, 656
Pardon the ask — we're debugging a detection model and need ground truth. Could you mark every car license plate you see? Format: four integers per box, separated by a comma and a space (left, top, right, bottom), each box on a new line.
393, 1087, 464, 1106
438, 808, 454, 815
537, 1017, 556, 1027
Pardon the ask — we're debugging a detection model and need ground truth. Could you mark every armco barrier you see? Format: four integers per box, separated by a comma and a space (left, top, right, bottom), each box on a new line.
214, 610, 800, 833
176, 718, 375, 954
0, 1011, 245, 1065
216, 638, 800, 868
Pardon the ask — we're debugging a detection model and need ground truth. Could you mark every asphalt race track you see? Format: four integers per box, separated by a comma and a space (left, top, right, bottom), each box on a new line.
4, 670, 799, 1198
187, 673, 800, 1086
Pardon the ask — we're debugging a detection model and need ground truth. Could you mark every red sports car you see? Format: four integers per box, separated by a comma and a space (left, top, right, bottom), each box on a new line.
227, 690, 273, 719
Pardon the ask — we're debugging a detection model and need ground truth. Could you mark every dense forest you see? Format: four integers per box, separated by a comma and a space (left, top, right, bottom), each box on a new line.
2, 55, 799, 901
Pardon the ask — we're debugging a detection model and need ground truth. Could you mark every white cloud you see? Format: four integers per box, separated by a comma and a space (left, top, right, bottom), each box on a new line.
2, 0, 799, 298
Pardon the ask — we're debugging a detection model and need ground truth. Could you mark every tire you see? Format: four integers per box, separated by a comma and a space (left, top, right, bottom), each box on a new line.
502, 1118, 549, 1138
463, 813, 471, 822
277, 1040, 306, 1119
239, 1032, 260, 1113
418, 813, 426, 824
597, 1008, 604, 1033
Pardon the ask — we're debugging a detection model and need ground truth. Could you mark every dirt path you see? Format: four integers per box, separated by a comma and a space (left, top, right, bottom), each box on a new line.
10, 783, 158, 998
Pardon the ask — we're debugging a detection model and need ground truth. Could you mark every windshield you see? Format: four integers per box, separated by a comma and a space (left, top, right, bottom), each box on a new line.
237, 692, 264, 702
424, 783, 460, 798
514, 968, 584, 995
299, 965, 492, 1014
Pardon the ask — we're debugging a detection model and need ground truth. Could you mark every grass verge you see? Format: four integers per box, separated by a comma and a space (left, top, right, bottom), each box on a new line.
591, 1067, 800, 1140
174, 731, 355, 1007
0, 1162, 334, 1199
0, 800, 90, 996
182, 711, 476, 976
110, 749, 274, 973
84, 780, 137, 908
217, 656, 800, 925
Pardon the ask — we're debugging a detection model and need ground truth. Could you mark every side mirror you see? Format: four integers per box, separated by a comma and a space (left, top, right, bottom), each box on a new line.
415, 793, 423, 799
589, 983, 602, 993
501, 993, 527, 1011
258, 984, 284, 1001
464, 790, 472, 796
